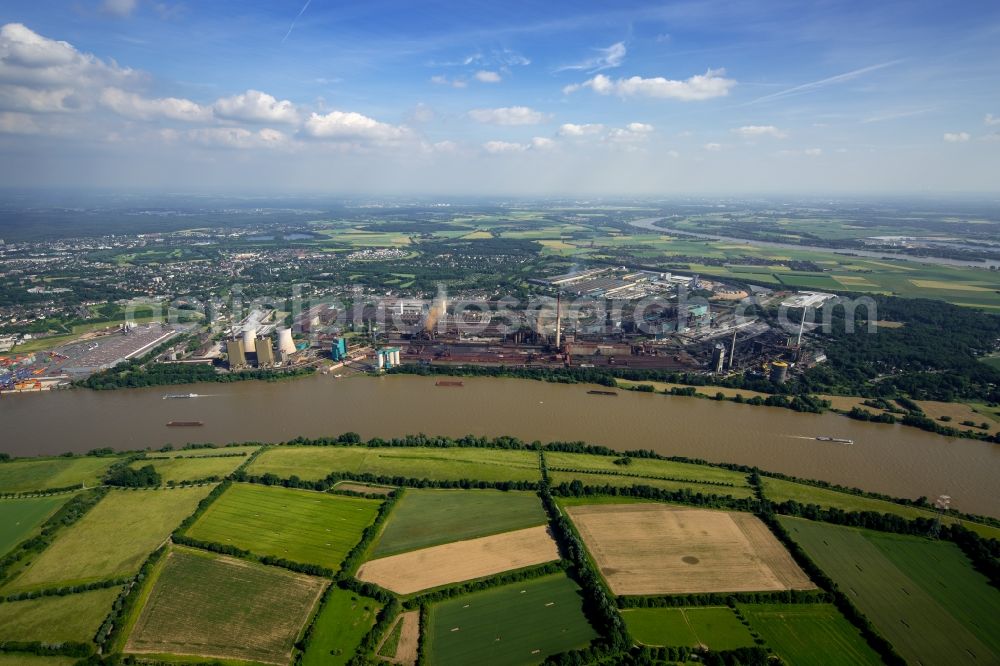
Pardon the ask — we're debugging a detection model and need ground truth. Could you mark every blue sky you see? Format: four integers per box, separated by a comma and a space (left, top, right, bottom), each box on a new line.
0, 0, 998, 194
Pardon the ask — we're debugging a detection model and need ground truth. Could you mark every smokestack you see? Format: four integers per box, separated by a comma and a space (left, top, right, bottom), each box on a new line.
555, 293, 562, 349
728, 327, 737, 369
796, 308, 807, 347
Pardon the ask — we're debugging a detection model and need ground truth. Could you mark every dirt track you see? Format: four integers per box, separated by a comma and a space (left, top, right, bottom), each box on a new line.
356, 525, 559, 594
566, 503, 815, 595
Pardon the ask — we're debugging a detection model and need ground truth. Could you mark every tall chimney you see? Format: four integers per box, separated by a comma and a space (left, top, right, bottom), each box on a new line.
728, 327, 737, 369
555, 293, 562, 349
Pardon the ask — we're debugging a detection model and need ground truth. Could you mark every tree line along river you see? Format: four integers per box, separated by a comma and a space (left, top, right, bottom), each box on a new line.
1, 374, 997, 517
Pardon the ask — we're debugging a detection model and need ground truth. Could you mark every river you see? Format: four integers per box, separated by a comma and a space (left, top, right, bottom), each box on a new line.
1, 375, 997, 517
629, 217, 1000, 269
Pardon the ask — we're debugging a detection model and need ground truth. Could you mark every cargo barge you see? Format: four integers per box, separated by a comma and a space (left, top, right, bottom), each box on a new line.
587, 390, 618, 396
816, 436, 854, 444
166, 421, 204, 427
435, 380, 464, 387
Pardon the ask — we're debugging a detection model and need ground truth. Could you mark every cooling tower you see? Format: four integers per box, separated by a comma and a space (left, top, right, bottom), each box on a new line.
242, 328, 256, 353
277, 327, 296, 356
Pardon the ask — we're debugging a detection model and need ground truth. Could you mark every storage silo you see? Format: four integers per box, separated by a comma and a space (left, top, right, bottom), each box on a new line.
277, 327, 296, 356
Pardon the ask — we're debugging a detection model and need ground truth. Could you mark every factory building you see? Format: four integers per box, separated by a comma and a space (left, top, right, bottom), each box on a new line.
331, 338, 348, 361
227, 338, 247, 369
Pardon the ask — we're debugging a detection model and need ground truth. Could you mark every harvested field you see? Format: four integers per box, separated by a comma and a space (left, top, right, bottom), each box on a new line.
373, 489, 548, 556
357, 525, 560, 595
377, 610, 420, 665
566, 504, 814, 595
333, 481, 395, 496
125, 547, 325, 665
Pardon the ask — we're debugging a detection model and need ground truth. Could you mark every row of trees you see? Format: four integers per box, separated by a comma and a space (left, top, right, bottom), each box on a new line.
78, 362, 314, 390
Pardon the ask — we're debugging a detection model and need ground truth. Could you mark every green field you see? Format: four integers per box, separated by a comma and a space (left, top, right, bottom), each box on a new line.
131, 455, 247, 483
156, 446, 261, 458
185, 483, 380, 570
739, 604, 882, 666
301, 589, 382, 666
621, 607, 754, 650
3, 486, 212, 592
544, 452, 750, 487
0, 494, 69, 556
125, 547, 325, 665
372, 489, 548, 556
248, 446, 541, 483
0, 657, 80, 665
547, 469, 755, 498
762, 477, 1000, 540
781, 517, 1000, 664
0, 456, 116, 493
0, 586, 120, 642
426, 574, 597, 665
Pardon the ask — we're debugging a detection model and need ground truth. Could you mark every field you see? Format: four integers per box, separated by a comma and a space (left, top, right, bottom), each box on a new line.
780, 517, 1000, 665
567, 504, 814, 595
130, 455, 246, 483
3, 486, 211, 591
300, 588, 382, 666
425, 574, 597, 665
739, 603, 882, 666
247, 446, 541, 483
125, 547, 325, 665
0, 494, 68, 556
185, 483, 381, 571
0, 586, 120, 642
621, 607, 754, 649
372, 489, 548, 556
544, 451, 751, 487
0, 657, 79, 666
0, 456, 116, 493
156, 445, 261, 458
547, 470, 755, 498
376, 610, 420, 664
358, 525, 559, 595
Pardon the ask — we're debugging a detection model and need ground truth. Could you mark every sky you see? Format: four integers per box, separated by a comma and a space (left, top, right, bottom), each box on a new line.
0, 0, 998, 196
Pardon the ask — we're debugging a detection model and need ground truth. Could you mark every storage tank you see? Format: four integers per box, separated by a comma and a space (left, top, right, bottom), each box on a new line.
277, 327, 296, 356
770, 361, 789, 384
242, 328, 257, 353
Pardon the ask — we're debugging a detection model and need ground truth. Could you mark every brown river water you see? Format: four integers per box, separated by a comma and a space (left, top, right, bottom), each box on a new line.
1, 375, 997, 517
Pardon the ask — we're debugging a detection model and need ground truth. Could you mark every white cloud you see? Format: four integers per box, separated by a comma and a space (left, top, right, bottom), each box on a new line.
469, 106, 546, 125
483, 140, 527, 154
213, 90, 298, 124
474, 70, 501, 83
558, 122, 604, 137
804, 147, 823, 156
557, 42, 626, 73
0, 110, 42, 134
985, 114, 1000, 126
102, 0, 137, 16
564, 69, 735, 101
606, 123, 654, 145
100, 87, 211, 122
943, 132, 970, 143
430, 75, 467, 88
531, 136, 554, 150
177, 127, 290, 150
704, 142, 722, 151
733, 125, 787, 139
0, 85, 83, 113
303, 110, 409, 142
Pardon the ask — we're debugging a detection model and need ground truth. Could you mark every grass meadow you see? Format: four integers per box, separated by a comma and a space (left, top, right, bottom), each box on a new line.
247, 446, 541, 483
780, 517, 999, 665
0, 494, 69, 556
131, 455, 246, 483
0, 456, 116, 493
185, 483, 380, 570
372, 489, 548, 556
543, 452, 750, 487
0, 586, 120, 643
426, 574, 597, 665
2, 486, 212, 592
301, 588, 382, 666
125, 547, 324, 665
740, 603, 882, 666
621, 607, 754, 650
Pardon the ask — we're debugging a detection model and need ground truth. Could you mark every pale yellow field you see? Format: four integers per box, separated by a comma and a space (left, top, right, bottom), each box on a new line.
378, 610, 419, 665
834, 275, 877, 286
566, 504, 814, 595
909, 279, 991, 291
357, 525, 559, 594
